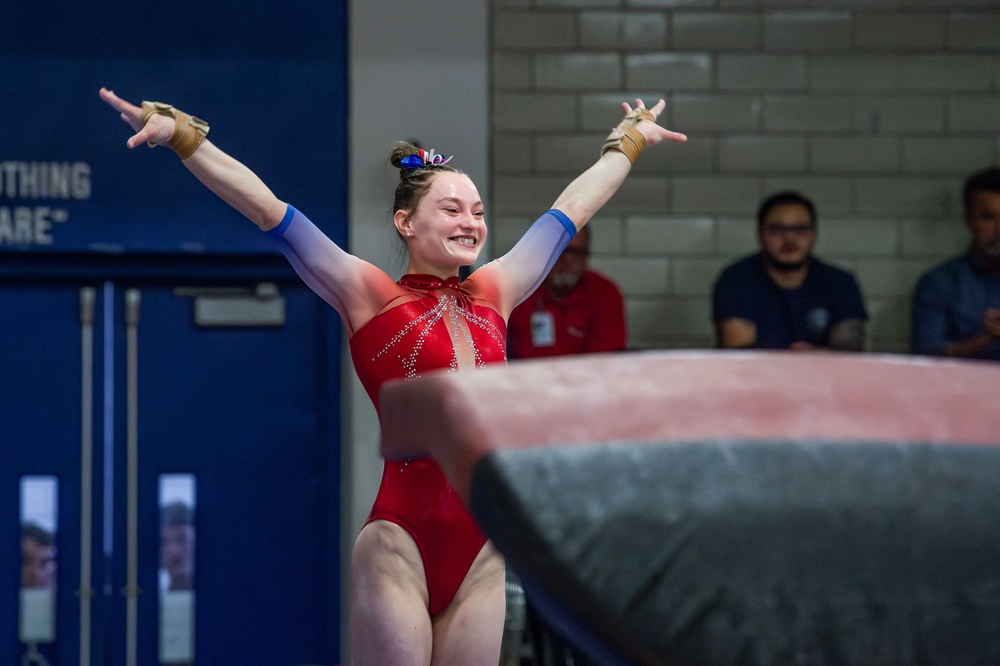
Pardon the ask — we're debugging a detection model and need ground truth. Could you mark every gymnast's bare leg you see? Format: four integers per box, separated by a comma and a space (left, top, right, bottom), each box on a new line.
350, 521, 505, 665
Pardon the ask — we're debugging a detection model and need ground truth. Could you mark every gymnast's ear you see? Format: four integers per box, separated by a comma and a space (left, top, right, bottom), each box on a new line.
394, 209, 413, 238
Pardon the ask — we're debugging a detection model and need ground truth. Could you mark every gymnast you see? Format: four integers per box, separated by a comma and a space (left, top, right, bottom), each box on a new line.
99, 86, 685, 665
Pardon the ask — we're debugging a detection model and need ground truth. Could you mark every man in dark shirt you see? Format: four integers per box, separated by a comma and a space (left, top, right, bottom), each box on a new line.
712, 191, 867, 350
911, 167, 1000, 361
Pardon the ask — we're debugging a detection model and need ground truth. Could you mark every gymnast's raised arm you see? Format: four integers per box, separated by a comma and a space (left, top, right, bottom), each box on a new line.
551, 99, 685, 231
98, 87, 397, 334
485, 98, 686, 316
99, 87, 287, 230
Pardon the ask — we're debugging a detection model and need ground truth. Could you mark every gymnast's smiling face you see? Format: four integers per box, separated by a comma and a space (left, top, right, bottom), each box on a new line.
396, 172, 486, 276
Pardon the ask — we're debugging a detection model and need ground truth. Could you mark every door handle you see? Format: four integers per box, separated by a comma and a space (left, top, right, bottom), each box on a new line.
174, 282, 285, 327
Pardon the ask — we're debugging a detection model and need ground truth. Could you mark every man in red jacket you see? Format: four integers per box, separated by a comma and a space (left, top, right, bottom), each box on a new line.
507, 225, 626, 359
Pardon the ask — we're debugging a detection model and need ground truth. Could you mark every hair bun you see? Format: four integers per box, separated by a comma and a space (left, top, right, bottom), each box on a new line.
390, 141, 454, 178
390, 141, 420, 173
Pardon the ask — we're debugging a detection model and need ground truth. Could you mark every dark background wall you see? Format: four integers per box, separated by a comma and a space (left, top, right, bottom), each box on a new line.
0, 0, 348, 255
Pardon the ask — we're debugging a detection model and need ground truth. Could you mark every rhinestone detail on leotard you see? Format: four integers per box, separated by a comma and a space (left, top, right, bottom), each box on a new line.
371, 276, 507, 381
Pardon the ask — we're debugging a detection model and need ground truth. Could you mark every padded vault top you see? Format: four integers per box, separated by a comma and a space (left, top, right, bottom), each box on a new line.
379, 350, 1000, 502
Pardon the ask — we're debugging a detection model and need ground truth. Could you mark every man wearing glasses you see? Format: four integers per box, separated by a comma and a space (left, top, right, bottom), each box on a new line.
712, 191, 867, 351
507, 225, 627, 359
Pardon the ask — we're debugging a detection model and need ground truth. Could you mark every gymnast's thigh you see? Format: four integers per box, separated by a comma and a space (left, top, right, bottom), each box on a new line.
449, 540, 505, 605
352, 518, 429, 606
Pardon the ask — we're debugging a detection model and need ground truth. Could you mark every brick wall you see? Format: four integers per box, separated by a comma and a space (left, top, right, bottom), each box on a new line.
490, 0, 1000, 353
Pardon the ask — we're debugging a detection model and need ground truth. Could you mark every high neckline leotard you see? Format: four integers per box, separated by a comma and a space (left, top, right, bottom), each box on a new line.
350, 274, 507, 615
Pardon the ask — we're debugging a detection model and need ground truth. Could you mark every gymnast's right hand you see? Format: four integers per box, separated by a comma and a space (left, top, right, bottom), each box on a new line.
99, 87, 174, 150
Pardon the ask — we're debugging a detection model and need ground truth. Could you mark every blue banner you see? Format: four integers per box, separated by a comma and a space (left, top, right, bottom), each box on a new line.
0, 1, 347, 256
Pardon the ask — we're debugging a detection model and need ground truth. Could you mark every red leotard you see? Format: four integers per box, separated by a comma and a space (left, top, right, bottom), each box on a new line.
268, 204, 575, 615
350, 274, 506, 614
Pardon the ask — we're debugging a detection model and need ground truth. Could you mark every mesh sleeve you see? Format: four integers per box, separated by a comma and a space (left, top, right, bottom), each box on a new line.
267, 205, 400, 334
476, 209, 576, 315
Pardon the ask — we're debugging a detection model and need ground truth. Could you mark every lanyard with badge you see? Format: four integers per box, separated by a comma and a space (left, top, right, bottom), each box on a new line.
529, 301, 556, 347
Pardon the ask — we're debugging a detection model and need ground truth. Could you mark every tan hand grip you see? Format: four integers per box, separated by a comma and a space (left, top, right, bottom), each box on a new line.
140, 101, 210, 160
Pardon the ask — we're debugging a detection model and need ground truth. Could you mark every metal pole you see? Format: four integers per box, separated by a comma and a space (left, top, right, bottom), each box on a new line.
78, 287, 96, 666
123, 289, 141, 666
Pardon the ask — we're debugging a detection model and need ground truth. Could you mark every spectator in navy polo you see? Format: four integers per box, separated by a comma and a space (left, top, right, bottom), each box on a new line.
712, 191, 867, 351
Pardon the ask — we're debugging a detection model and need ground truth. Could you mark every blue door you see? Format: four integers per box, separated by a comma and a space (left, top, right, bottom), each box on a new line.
2, 275, 342, 665
4, 0, 347, 660
1, 284, 87, 666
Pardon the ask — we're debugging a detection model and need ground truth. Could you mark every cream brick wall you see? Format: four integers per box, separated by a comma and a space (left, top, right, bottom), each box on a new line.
490, 0, 1000, 353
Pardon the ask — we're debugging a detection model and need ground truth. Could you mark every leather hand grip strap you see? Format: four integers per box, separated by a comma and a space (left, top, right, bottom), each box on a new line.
601, 107, 656, 164
140, 101, 210, 160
